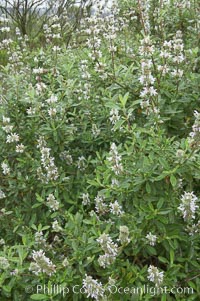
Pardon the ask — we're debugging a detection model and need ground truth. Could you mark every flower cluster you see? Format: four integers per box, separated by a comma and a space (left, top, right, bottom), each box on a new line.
146, 232, 157, 246
0, 190, 6, 199
171, 31, 184, 78
138, 0, 151, 34
37, 137, 59, 183
59, 151, 73, 165
97, 233, 118, 268
2, 116, 13, 133
186, 221, 200, 236
43, 16, 61, 45
109, 200, 124, 216
79, 0, 126, 81
82, 193, 90, 206
79, 60, 91, 80
29, 250, 56, 276
1, 162, 10, 175
45, 94, 58, 118
0, 257, 10, 269
118, 226, 130, 245
77, 156, 87, 171
35, 231, 47, 246
52, 220, 62, 232
91, 123, 101, 137
147, 265, 164, 287
109, 108, 121, 131
82, 274, 105, 301
95, 193, 108, 215
107, 143, 123, 175
2, 116, 24, 152
189, 110, 200, 145
46, 193, 59, 211
0, 238, 5, 245
6, 133, 20, 143
139, 36, 158, 113
178, 191, 199, 222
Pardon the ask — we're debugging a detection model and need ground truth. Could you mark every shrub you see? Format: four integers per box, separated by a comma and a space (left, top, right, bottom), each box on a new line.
0, 1, 199, 300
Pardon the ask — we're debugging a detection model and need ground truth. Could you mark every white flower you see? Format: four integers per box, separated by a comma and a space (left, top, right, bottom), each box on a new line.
27, 107, 36, 115
108, 277, 116, 286
176, 149, 185, 158
52, 220, 62, 232
6, 133, 20, 143
37, 141, 59, 183
189, 110, 200, 140
95, 194, 108, 215
97, 233, 118, 268
48, 108, 57, 117
160, 50, 171, 58
62, 257, 69, 267
2, 125, 13, 133
82, 193, 90, 205
147, 265, 164, 287
186, 220, 200, 236
77, 156, 87, 170
33, 67, 44, 74
59, 151, 73, 164
163, 40, 172, 48
109, 200, 124, 216
157, 64, 170, 75
109, 108, 120, 125
0, 189, 6, 199
107, 143, 123, 175
52, 46, 61, 52
140, 86, 157, 98
35, 231, 47, 246
0, 257, 10, 269
29, 250, 56, 276
82, 274, 104, 300
35, 82, 47, 95
1, 162, 10, 175
45, 95, 58, 104
0, 27, 10, 33
92, 124, 100, 137
109, 45, 117, 52
149, 86, 158, 96
173, 54, 184, 64
178, 191, 198, 221
10, 269, 18, 276
0, 238, 5, 245
46, 193, 59, 211
171, 69, 183, 77
119, 226, 130, 244
2, 116, 10, 124
111, 178, 119, 187
146, 232, 157, 246
16, 144, 25, 153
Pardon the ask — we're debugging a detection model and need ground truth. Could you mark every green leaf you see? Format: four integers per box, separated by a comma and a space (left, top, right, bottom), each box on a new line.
32, 203, 42, 209
157, 198, 164, 209
112, 119, 125, 131
35, 193, 44, 203
145, 182, 151, 193
161, 295, 167, 301
170, 175, 177, 187
170, 249, 175, 265
30, 294, 49, 300
146, 245, 157, 255
119, 92, 129, 108
158, 256, 169, 264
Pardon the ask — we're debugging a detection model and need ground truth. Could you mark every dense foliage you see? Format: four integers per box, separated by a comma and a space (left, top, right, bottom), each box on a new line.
0, 0, 200, 300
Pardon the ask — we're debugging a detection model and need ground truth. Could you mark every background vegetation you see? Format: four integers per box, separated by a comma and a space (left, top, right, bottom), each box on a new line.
0, 0, 199, 300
